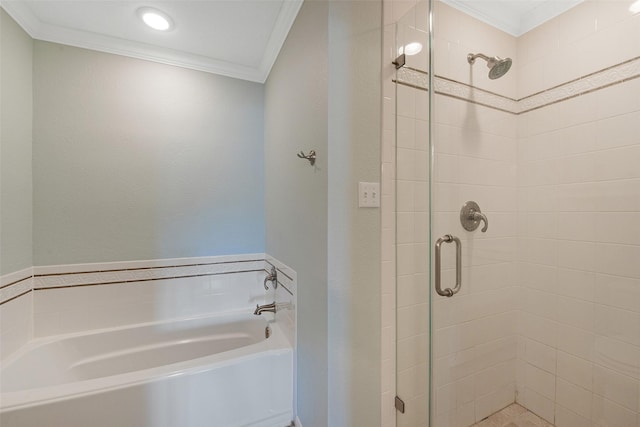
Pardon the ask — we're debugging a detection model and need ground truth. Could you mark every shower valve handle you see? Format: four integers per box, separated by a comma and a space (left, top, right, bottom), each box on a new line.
472, 211, 488, 232
460, 201, 488, 233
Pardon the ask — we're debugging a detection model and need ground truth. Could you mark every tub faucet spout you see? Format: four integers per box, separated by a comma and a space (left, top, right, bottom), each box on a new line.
254, 302, 277, 315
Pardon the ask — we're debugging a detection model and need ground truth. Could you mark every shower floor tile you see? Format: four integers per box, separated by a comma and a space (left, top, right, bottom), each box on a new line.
471, 403, 554, 427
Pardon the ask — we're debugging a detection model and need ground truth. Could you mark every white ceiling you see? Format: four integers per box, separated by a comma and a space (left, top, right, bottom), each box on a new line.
441, 0, 584, 36
1, 0, 582, 83
0, 0, 303, 83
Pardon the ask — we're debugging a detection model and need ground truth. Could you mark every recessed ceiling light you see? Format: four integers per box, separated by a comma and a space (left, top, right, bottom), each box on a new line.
137, 7, 174, 31
630, 0, 640, 14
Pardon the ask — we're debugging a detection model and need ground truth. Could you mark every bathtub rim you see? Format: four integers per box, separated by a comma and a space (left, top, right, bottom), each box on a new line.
0, 309, 291, 412
2, 307, 270, 367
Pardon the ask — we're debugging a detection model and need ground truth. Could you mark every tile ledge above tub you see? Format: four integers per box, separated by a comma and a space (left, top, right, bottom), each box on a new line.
1, 254, 277, 304
32, 253, 269, 290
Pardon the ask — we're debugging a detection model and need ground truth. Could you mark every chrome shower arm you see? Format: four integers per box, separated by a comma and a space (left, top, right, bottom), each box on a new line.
467, 52, 512, 79
467, 53, 490, 64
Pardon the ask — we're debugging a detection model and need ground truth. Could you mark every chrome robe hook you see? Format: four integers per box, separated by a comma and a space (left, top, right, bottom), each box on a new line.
297, 150, 316, 166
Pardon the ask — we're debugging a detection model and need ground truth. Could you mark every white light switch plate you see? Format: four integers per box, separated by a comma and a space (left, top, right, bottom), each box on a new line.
358, 182, 380, 208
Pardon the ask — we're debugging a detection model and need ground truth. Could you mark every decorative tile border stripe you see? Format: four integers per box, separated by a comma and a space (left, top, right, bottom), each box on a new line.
396, 56, 640, 115
0, 277, 33, 305
396, 67, 429, 91
32, 253, 264, 275
34, 259, 265, 289
265, 256, 296, 297
265, 256, 296, 348
0, 267, 33, 288
270, 266, 294, 297
0, 254, 298, 304
433, 75, 518, 114
0, 268, 34, 305
518, 56, 640, 113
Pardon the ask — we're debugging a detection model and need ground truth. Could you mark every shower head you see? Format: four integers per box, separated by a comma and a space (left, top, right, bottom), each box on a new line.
467, 53, 512, 79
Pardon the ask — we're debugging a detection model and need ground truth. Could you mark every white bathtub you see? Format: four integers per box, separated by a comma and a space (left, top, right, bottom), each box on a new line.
0, 311, 293, 427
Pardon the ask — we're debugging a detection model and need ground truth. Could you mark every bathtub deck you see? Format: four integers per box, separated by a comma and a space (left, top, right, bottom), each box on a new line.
472, 403, 554, 427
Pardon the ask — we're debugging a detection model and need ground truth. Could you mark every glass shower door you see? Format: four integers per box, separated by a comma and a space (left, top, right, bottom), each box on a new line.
428, 0, 520, 422
394, 1, 432, 426
395, 1, 640, 426
429, 1, 640, 426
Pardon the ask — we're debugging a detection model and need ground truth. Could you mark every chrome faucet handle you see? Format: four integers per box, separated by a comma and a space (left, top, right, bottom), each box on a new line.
473, 211, 488, 232
460, 201, 488, 233
263, 266, 277, 290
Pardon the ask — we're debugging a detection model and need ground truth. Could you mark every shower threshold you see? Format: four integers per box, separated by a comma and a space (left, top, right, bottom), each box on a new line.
471, 403, 554, 427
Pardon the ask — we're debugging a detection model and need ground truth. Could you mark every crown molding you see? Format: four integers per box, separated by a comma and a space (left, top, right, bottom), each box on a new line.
441, 0, 521, 36
0, 0, 303, 83
440, 0, 583, 37
257, 0, 304, 83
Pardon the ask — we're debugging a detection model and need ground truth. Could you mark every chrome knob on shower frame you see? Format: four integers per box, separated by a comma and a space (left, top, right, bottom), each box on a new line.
460, 201, 488, 232
434, 234, 462, 297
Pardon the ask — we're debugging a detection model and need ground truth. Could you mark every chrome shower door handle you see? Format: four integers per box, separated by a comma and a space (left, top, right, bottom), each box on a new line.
434, 234, 462, 297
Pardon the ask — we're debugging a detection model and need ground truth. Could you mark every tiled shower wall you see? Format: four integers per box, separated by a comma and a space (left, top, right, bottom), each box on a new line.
517, 75, 640, 427
383, 1, 640, 426
516, 3, 640, 425
431, 3, 520, 424
430, 98, 520, 426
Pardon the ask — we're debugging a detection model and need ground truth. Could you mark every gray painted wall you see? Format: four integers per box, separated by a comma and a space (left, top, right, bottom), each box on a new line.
264, 1, 329, 425
4, 3, 382, 423
33, 42, 265, 265
327, 2, 381, 425
265, 1, 382, 425
1, 9, 33, 275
